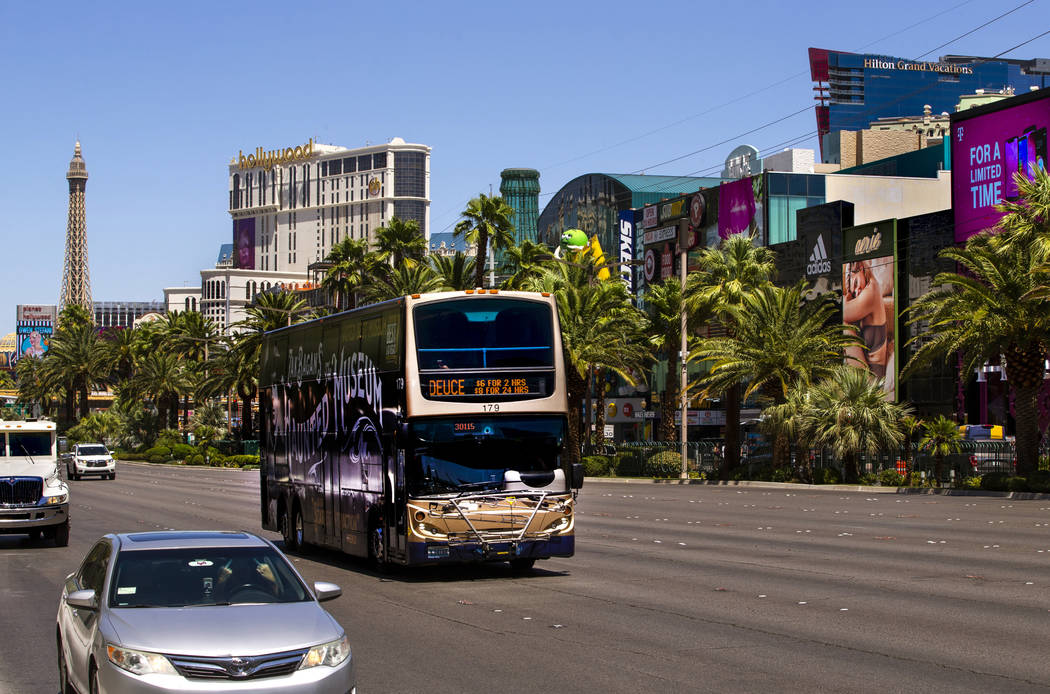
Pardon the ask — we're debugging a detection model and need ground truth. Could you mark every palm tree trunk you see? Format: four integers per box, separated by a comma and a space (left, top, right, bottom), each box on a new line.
722, 384, 741, 479
658, 358, 677, 443
1013, 382, 1041, 477
566, 366, 587, 466
79, 380, 90, 421
474, 230, 488, 289
595, 367, 607, 452
239, 385, 254, 440
843, 452, 859, 483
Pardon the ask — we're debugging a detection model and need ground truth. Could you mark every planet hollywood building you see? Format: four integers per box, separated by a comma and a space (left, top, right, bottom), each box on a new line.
228, 136, 431, 274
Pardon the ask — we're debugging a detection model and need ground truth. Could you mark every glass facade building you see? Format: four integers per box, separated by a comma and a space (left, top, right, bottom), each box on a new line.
537, 173, 722, 261
810, 47, 1047, 158
500, 168, 541, 245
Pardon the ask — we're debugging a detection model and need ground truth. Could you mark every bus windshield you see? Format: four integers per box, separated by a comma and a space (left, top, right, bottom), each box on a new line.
414, 298, 554, 370
408, 415, 565, 496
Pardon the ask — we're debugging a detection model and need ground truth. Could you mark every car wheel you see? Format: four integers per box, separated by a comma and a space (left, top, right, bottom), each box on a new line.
509, 558, 536, 573
89, 664, 101, 694
109, 472, 116, 480
283, 506, 302, 552
57, 636, 73, 694
54, 520, 70, 547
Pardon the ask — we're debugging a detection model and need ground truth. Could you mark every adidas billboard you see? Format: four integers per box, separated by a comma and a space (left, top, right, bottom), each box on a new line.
806, 234, 832, 276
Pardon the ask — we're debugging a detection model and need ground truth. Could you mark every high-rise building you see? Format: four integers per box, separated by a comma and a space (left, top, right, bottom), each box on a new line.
499, 168, 541, 245
809, 48, 1048, 159
60, 141, 92, 317
228, 137, 430, 273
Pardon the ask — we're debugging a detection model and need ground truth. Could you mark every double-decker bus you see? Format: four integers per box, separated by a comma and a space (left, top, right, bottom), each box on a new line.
259, 290, 582, 569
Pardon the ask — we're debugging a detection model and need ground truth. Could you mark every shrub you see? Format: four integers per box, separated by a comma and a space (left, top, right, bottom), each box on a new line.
643, 450, 682, 478
771, 467, 797, 483
116, 451, 145, 461
186, 453, 205, 466
223, 454, 259, 468
981, 472, 1010, 491
1007, 476, 1029, 492
171, 443, 195, 461
813, 467, 840, 485
1028, 471, 1050, 493
877, 470, 904, 487
144, 445, 172, 464
614, 451, 642, 477
859, 472, 878, 486
959, 476, 983, 489
156, 429, 183, 449
582, 456, 612, 477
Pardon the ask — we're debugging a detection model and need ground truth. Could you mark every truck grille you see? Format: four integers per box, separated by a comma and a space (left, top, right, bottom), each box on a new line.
168, 648, 308, 680
0, 477, 42, 507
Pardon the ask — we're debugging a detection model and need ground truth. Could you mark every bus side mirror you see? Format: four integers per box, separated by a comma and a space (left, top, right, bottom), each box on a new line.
571, 463, 584, 489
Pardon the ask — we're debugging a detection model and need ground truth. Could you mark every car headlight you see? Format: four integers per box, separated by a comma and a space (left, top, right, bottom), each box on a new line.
299, 635, 351, 669
106, 644, 177, 675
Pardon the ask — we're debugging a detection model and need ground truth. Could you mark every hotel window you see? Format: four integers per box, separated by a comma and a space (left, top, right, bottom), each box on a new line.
394, 152, 425, 197
373, 152, 387, 168
358, 155, 371, 172
343, 157, 356, 173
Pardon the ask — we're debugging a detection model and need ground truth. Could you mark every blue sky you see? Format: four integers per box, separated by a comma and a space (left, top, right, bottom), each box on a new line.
1, 0, 1046, 328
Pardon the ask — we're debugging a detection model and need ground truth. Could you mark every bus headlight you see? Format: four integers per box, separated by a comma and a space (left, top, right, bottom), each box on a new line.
300, 635, 351, 669
546, 516, 572, 533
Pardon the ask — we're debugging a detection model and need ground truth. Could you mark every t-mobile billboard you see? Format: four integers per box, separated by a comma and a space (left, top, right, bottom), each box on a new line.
952, 90, 1049, 242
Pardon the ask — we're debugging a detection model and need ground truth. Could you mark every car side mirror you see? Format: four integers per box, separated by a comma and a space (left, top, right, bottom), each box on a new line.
571, 463, 585, 490
65, 589, 98, 611
313, 581, 342, 602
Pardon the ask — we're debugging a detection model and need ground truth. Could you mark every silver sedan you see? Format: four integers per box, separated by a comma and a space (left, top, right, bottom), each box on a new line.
56, 530, 355, 693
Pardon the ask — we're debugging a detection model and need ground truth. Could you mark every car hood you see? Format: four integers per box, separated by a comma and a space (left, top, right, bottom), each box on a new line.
0, 459, 56, 479
104, 602, 342, 656
75, 455, 112, 462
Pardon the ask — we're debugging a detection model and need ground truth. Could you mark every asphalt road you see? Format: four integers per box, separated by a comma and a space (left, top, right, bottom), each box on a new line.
3, 464, 1050, 693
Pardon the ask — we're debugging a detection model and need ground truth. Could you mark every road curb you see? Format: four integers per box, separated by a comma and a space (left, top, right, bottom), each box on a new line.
585, 477, 1050, 499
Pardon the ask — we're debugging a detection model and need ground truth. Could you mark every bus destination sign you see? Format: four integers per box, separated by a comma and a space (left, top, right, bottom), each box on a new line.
423, 374, 550, 400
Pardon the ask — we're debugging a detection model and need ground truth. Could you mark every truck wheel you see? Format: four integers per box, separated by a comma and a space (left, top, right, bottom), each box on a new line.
28, 529, 41, 543
54, 521, 70, 547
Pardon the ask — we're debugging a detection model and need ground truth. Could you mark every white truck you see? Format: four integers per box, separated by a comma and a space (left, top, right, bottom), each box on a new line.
0, 419, 70, 545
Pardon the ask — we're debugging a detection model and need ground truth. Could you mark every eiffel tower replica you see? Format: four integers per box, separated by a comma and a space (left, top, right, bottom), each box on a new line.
60, 141, 93, 321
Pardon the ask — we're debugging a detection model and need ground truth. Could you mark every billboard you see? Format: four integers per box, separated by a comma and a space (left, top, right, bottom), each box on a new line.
843, 220, 897, 401
234, 217, 256, 270
618, 209, 636, 295
16, 305, 57, 323
717, 175, 765, 243
952, 90, 1050, 242
16, 324, 52, 359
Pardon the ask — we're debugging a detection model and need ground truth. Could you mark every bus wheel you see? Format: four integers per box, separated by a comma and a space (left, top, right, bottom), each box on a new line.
369, 523, 386, 568
283, 506, 302, 553
509, 558, 535, 573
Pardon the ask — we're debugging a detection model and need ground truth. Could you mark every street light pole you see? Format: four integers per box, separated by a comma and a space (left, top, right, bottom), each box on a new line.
679, 234, 689, 479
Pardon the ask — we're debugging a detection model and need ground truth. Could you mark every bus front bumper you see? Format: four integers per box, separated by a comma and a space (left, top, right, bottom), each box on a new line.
409, 534, 574, 564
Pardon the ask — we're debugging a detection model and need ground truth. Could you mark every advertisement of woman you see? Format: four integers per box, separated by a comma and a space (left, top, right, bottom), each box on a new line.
843, 221, 897, 400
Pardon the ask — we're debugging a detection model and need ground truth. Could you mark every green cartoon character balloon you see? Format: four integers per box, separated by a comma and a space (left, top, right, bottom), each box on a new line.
560, 228, 588, 253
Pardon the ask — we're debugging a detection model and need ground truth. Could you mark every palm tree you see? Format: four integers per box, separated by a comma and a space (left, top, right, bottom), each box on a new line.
686, 234, 776, 476
375, 216, 427, 268
322, 238, 375, 310
525, 259, 650, 464
904, 233, 1048, 477
644, 277, 716, 443
46, 319, 109, 423
429, 252, 477, 291
899, 415, 924, 483
126, 352, 192, 430
500, 239, 554, 290
364, 263, 443, 303
201, 338, 259, 439
166, 311, 220, 429
454, 194, 516, 289
694, 282, 856, 468
14, 354, 57, 418
802, 365, 912, 483
919, 414, 963, 485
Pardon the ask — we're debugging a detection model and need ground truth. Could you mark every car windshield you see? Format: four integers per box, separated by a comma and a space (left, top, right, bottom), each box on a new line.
109, 547, 310, 608
407, 415, 565, 496
77, 445, 108, 456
